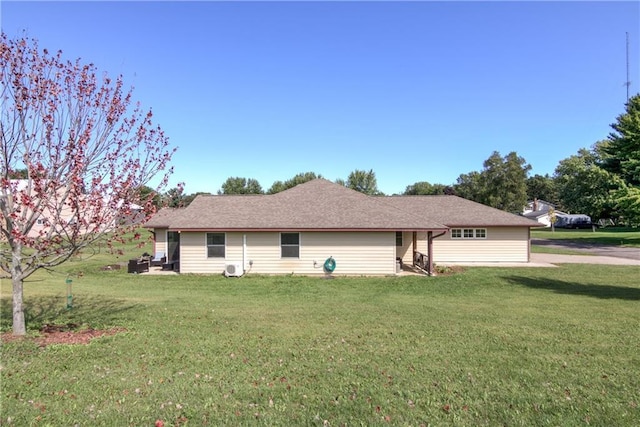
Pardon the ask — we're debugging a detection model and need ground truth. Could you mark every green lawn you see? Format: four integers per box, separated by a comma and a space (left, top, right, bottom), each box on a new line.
530, 245, 595, 255
2, 245, 639, 426
532, 227, 640, 247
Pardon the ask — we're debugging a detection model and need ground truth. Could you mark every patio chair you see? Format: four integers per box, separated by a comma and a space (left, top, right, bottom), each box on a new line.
150, 251, 166, 267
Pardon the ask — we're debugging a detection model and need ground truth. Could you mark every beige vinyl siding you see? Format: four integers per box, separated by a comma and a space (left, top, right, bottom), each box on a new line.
433, 227, 529, 262
179, 232, 243, 274
179, 231, 396, 275
396, 231, 429, 265
154, 228, 168, 257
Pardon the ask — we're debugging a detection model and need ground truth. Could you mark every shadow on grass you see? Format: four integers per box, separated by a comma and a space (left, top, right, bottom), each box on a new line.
504, 276, 640, 301
0, 295, 142, 332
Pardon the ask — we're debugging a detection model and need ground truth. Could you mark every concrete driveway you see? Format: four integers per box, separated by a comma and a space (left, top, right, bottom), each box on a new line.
532, 239, 640, 261
530, 252, 640, 266
441, 241, 640, 267
530, 239, 640, 266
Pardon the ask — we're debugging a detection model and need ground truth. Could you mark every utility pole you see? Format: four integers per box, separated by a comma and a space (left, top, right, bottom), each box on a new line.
625, 32, 631, 102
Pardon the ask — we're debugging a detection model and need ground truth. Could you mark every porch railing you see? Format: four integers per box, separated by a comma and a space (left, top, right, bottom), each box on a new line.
413, 251, 429, 272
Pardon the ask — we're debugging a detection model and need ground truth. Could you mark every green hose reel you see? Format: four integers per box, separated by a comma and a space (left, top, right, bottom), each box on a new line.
323, 256, 336, 273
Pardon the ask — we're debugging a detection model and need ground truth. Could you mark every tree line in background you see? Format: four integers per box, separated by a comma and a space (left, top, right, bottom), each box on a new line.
157, 93, 639, 225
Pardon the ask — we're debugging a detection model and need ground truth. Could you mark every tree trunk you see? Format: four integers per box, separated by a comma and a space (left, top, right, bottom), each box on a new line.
11, 244, 26, 336
12, 275, 26, 335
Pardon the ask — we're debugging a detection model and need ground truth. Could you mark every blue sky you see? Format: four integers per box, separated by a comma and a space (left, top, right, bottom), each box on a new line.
3, 1, 639, 195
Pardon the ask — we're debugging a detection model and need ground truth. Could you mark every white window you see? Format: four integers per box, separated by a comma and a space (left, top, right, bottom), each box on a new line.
206, 233, 225, 258
451, 228, 487, 239
395, 231, 403, 247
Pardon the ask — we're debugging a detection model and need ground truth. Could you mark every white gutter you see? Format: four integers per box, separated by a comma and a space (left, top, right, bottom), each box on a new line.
242, 234, 247, 274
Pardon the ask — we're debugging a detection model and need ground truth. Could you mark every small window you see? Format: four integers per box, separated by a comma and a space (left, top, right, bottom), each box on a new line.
207, 233, 225, 258
451, 228, 487, 239
396, 231, 403, 247
281, 233, 300, 258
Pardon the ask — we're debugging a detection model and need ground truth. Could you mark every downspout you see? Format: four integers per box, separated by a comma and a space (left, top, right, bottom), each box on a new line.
243, 234, 247, 274
428, 230, 448, 276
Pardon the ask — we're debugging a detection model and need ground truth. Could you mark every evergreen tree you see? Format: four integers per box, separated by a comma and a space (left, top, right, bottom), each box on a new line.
601, 94, 640, 186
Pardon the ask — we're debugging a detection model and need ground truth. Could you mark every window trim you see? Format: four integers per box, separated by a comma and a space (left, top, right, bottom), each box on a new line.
395, 231, 403, 247
206, 232, 226, 258
451, 228, 487, 239
280, 232, 300, 258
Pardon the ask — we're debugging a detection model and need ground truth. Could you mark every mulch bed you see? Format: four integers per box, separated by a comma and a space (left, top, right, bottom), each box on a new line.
436, 265, 466, 275
1, 323, 126, 347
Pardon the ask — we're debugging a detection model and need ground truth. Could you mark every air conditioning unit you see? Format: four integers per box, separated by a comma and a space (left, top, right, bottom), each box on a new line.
224, 262, 244, 277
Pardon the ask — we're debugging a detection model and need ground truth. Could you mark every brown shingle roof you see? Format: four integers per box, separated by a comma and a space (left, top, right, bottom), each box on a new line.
145, 179, 540, 230
143, 207, 181, 228
385, 195, 542, 228
163, 179, 445, 231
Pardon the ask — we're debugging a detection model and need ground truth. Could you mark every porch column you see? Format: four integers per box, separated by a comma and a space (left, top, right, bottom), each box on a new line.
412, 232, 417, 267
427, 231, 433, 275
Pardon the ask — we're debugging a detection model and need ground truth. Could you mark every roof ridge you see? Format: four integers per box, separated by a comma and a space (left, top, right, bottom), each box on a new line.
145, 178, 540, 230
375, 195, 448, 229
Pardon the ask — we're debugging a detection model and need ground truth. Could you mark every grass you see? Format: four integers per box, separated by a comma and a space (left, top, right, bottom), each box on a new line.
531, 227, 640, 247
529, 245, 594, 255
2, 236, 639, 426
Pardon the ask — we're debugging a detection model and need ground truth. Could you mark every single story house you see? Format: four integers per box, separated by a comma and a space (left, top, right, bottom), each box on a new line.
521, 199, 566, 227
144, 179, 541, 276
3, 179, 139, 239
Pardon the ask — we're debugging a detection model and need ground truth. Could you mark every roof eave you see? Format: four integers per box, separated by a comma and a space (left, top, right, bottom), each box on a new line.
444, 223, 544, 228
163, 227, 450, 233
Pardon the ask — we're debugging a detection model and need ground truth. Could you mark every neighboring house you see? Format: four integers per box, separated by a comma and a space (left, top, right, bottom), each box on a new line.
144, 179, 541, 276
3, 179, 144, 238
522, 210, 554, 227
522, 199, 565, 227
118, 202, 145, 225
522, 200, 594, 229
2, 179, 77, 239
523, 199, 555, 215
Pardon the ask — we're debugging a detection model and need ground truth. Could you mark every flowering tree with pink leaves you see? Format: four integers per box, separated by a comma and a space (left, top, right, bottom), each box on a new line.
1, 34, 176, 335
